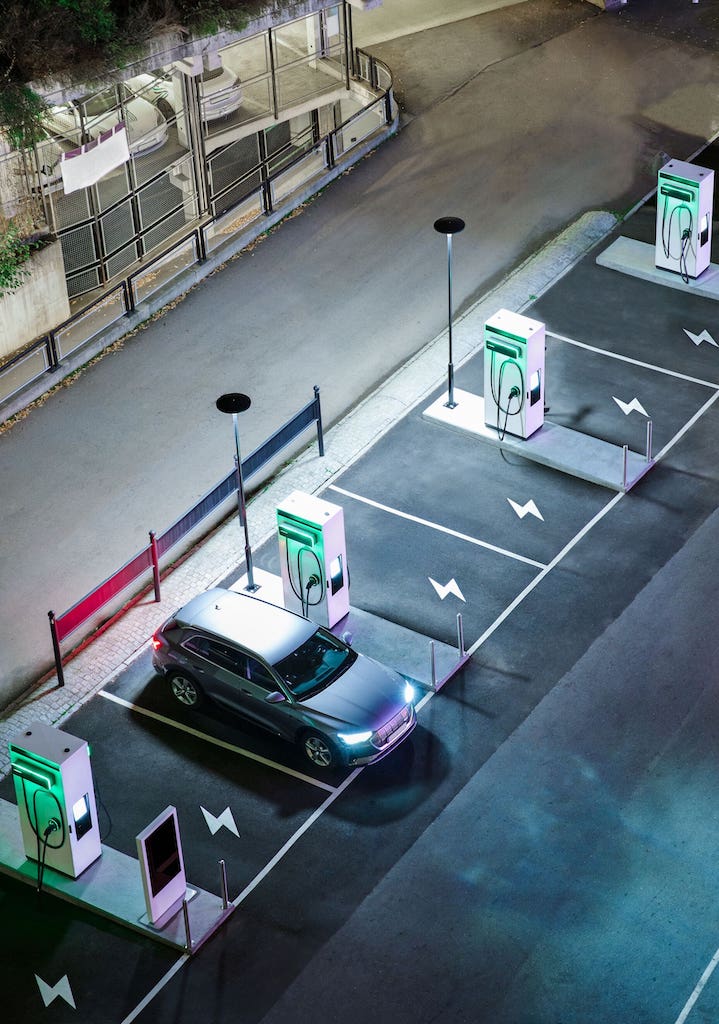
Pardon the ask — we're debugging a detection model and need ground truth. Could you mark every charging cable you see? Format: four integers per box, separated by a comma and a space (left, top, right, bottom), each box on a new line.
37, 817, 62, 894
491, 352, 524, 441
286, 544, 324, 616
661, 197, 694, 282
25, 785, 66, 893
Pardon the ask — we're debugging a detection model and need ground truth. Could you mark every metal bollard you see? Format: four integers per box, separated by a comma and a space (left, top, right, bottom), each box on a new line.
219, 859, 229, 911
182, 897, 192, 953
646, 419, 653, 462
456, 613, 465, 658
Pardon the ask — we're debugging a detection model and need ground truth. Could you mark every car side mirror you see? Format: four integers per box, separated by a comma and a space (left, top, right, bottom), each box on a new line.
340, 631, 353, 647
265, 691, 286, 704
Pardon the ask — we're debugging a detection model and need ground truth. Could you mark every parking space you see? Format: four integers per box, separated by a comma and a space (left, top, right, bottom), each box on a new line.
534, 208, 719, 388
0, 872, 178, 1024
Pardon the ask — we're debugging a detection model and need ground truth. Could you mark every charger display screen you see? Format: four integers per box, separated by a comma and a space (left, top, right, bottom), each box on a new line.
72, 794, 92, 840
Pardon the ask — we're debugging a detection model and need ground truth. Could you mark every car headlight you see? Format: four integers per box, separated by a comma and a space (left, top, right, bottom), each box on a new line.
337, 731, 372, 745
404, 682, 415, 704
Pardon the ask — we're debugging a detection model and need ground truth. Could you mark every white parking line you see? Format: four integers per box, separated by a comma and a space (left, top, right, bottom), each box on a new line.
548, 330, 719, 390
119, 954, 189, 1024
232, 767, 363, 907
673, 946, 719, 1024
328, 486, 547, 570
98, 690, 337, 794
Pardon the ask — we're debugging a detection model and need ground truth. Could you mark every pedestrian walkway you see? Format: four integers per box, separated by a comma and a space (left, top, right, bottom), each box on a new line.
0, 210, 616, 779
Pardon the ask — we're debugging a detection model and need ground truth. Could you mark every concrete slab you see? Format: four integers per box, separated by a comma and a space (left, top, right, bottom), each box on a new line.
596, 236, 719, 299
422, 389, 654, 493
0, 798, 234, 953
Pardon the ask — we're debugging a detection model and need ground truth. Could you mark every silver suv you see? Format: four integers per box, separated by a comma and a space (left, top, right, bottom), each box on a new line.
152, 588, 416, 769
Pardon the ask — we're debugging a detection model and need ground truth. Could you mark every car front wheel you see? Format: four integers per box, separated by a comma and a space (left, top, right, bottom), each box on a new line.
301, 731, 337, 769
168, 671, 204, 708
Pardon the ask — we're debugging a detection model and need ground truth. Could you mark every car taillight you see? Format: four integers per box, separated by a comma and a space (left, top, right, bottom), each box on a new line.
151, 635, 163, 650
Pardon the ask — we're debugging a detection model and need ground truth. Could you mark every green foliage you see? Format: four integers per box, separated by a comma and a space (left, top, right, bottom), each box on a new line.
0, 225, 37, 299
41, 0, 117, 44
0, 0, 277, 144
180, 1, 252, 36
0, 85, 48, 150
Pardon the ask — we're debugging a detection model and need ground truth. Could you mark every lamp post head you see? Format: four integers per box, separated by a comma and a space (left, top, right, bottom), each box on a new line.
434, 216, 465, 236
216, 393, 251, 415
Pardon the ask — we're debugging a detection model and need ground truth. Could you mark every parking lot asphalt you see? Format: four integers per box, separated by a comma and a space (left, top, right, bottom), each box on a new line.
3, 138, 719, 1024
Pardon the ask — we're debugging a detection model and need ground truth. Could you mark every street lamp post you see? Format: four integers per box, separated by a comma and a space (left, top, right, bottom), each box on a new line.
433, 216, 465, 409
216, 392, 258, 592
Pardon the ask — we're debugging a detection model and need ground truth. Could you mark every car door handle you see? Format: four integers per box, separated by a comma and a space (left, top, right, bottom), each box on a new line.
241, 688, 252, 695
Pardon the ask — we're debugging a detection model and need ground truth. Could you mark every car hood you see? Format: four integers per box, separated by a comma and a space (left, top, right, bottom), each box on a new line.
300, 654, 407, 731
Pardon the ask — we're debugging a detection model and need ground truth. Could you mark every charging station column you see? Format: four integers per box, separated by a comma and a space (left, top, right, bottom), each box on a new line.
655, 159, 714, 279
276, 490, 350, 628
9, 721, 102, 878
484, 309, 545, 440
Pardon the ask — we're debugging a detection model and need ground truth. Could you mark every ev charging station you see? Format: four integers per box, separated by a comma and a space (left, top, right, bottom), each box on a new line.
655, 158, 714, 280
276, 490, 350, 628
9, 721, 102, 879
484, 309, 545, 440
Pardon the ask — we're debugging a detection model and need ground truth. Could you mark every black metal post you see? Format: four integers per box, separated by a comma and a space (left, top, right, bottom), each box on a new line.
149, 530, 161, 602
433, 217, 465, 409
47, 332, 60, 372
314, 384, 325, 457
217, 393, 258, 592
48, 611, 65, 687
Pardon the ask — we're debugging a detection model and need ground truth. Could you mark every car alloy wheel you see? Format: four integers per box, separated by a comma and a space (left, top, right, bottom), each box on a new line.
302, 732, 335, 769
169, 672, 204, 707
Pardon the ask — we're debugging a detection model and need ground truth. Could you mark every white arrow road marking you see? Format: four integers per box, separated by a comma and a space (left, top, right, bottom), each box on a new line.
684, 328, 718, 347
428, 577, 466, 602
35, 975, 76, 1009
612, 396, 649, 417
507, 498, 544, 521
201, 806, 239, 837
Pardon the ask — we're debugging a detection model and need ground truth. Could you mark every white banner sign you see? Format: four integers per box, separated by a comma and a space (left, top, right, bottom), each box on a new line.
60, 123, 130, 194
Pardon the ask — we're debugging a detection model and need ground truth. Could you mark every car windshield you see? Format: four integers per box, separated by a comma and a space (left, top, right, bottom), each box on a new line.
273, 627, 355, 700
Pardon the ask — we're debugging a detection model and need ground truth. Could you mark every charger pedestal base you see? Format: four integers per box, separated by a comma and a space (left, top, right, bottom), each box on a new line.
423, 389, 653, 492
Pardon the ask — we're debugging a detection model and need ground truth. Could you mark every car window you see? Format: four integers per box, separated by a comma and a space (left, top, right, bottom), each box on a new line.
245, 656, 277, 691
273, 627, 355, 700
183, 635, 247, 676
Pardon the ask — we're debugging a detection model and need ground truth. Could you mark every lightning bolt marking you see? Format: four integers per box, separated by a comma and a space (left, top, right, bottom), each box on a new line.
613, 396, 649, 417
428, 577, 466, 602
35, 975, 76, 1009
684, 328, 717, 347
507, 498, 544, 521
201, 806, 239, 837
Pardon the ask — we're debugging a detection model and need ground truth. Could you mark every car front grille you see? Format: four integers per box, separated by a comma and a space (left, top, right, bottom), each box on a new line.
373, 705, 411, 748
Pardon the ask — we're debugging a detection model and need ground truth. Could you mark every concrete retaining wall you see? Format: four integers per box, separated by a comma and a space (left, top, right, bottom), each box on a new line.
0, 241, 70, 360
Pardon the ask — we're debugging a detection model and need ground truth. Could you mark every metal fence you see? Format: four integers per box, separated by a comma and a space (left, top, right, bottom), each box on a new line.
0, 50, 394, 412
48, 385, 324, 685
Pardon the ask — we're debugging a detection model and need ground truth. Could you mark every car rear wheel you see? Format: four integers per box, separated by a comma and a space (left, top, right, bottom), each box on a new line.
301, 731, 337, 769
168, 671, 205, 708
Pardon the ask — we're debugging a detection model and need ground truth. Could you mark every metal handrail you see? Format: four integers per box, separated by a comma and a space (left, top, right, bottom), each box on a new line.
1, 53, 395, 409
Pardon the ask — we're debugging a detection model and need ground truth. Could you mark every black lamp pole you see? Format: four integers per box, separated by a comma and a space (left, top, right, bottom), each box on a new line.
216, 392, 258, 592
433, 216, 465, 409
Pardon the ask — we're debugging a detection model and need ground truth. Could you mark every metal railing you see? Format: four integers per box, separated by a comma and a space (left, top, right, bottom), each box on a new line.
48, 385, 324, 685
1, 53, 394, 412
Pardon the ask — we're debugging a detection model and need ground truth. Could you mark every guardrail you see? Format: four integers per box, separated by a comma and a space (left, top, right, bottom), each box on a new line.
48, 385, 324, 686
